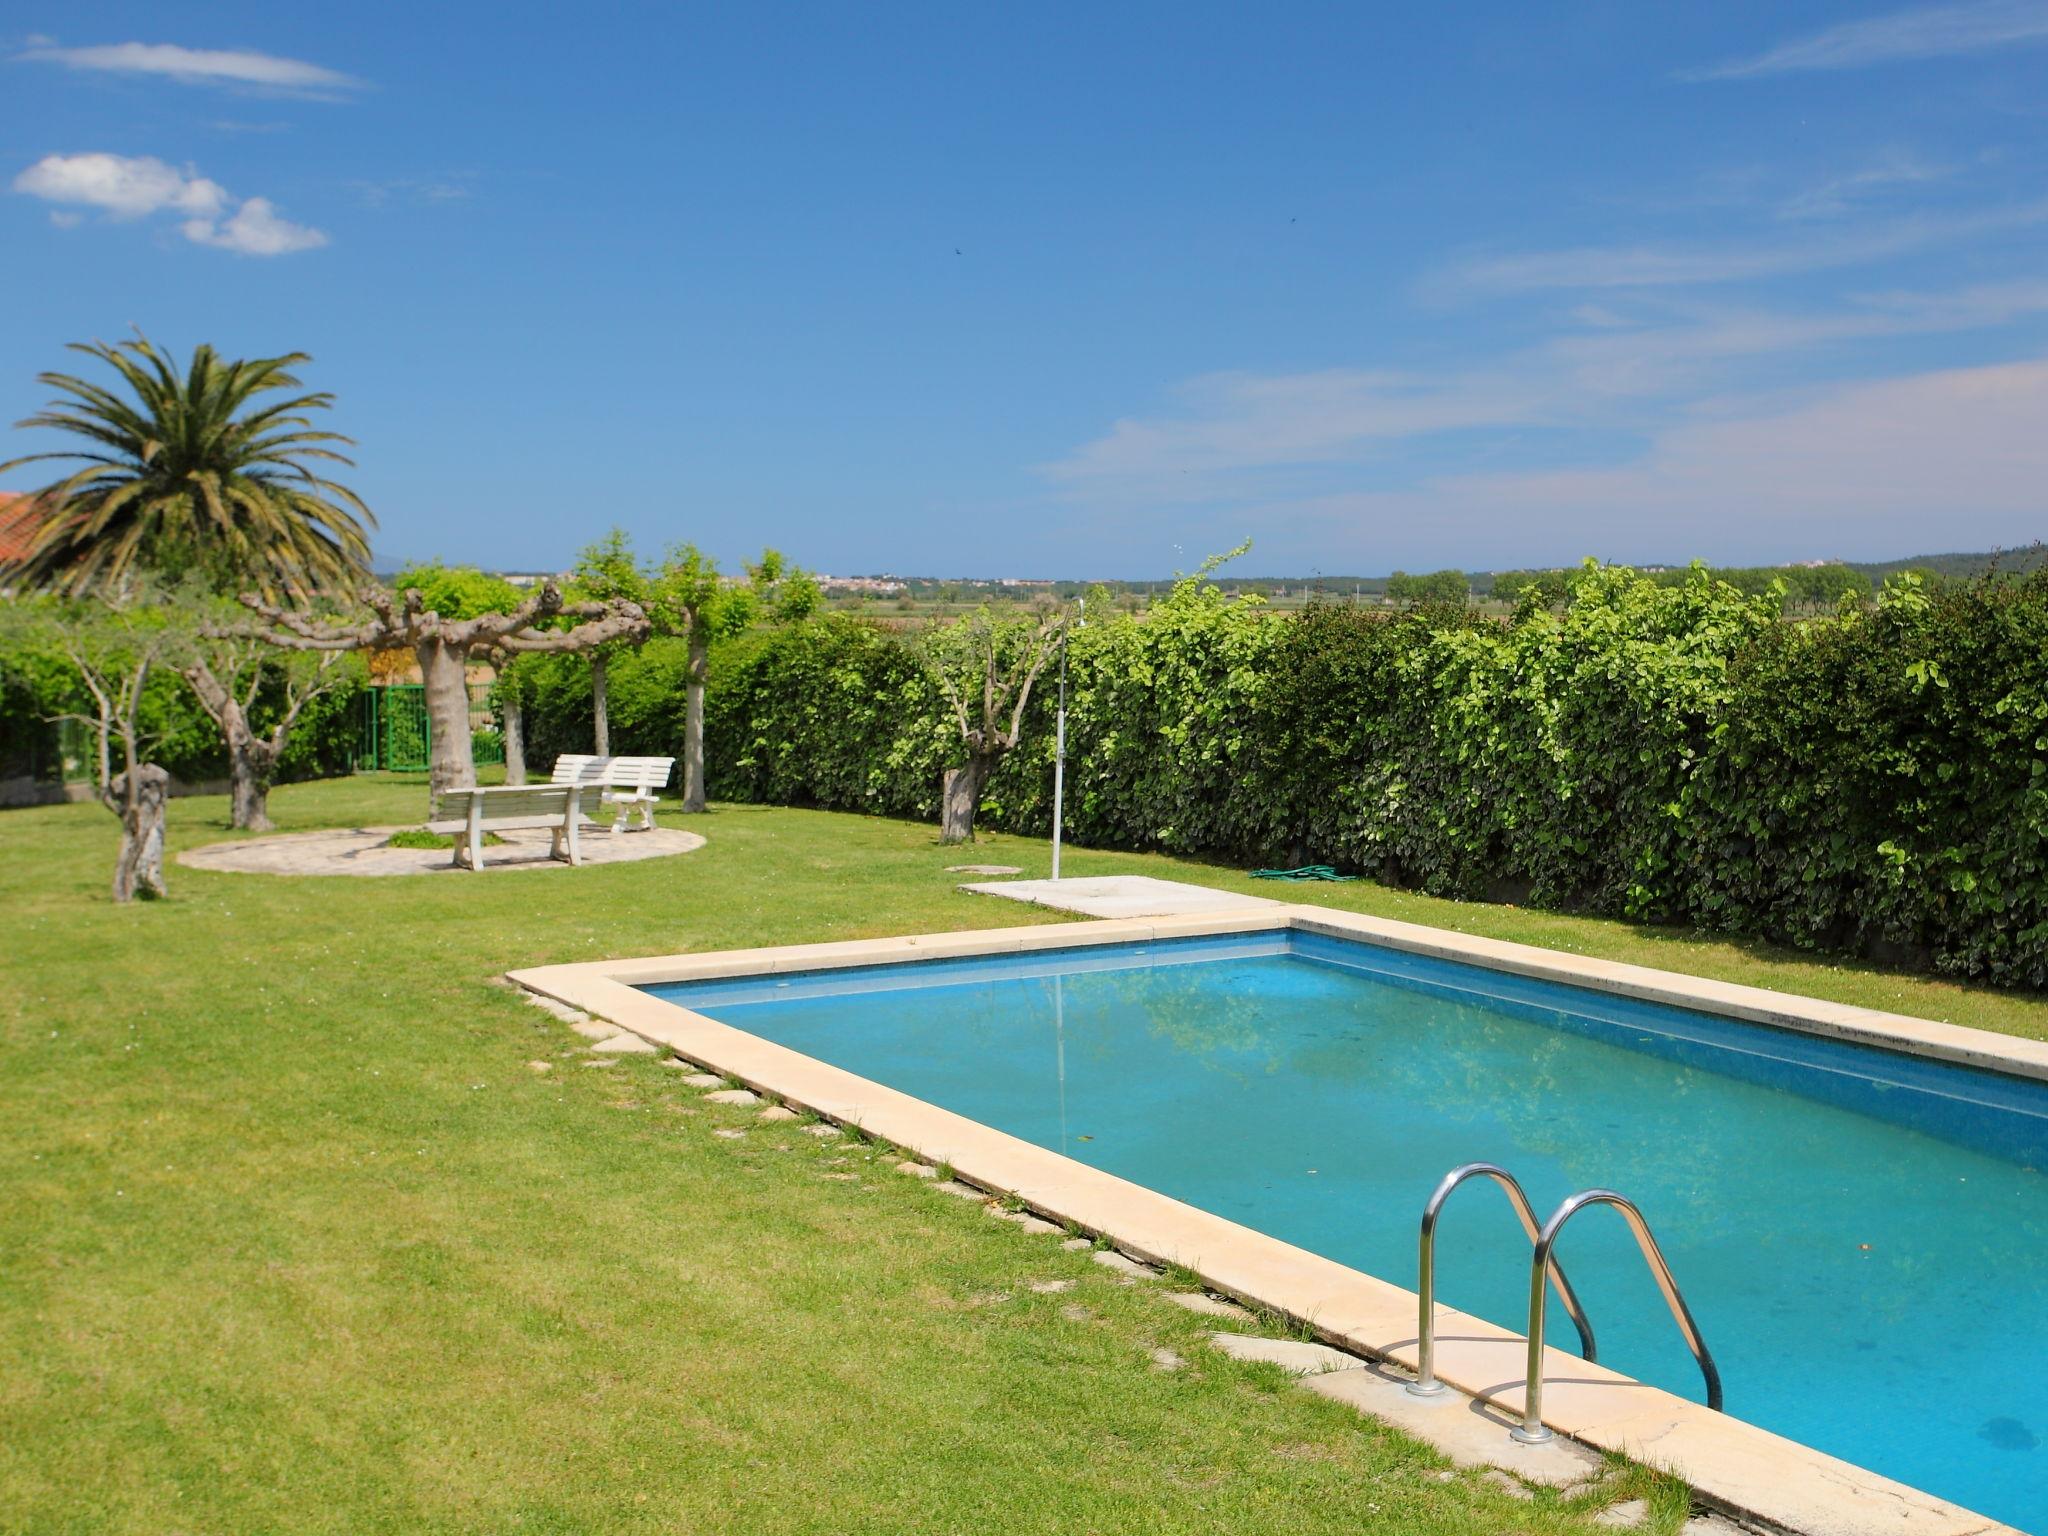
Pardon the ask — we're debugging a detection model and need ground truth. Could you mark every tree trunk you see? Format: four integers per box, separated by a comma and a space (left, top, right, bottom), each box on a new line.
682, 635, 708, 813
418, 639, 477, 795
109, 764, 169, 902
229, 740, 277, 832
592, 652, 610, 757
939, 755, 993, 843
501, 687, 527, 785
180, 660, 275, 831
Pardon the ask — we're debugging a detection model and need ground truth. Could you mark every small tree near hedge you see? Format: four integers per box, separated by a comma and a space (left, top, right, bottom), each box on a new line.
923, 607, 1065, 843
3, 593, 177, 900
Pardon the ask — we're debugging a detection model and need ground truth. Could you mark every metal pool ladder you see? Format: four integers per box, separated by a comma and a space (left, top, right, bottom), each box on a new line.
1410, 1164, 1723, 1446
1409, 1162, 1598, 1396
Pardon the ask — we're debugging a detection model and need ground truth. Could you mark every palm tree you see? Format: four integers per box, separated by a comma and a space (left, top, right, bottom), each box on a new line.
0, 334, 375, 598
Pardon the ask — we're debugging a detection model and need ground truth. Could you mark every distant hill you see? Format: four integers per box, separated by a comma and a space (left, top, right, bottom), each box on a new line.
1841, 547, 2047, 582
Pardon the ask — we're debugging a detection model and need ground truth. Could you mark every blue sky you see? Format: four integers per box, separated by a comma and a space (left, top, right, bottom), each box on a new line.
5, 3, 2048, 577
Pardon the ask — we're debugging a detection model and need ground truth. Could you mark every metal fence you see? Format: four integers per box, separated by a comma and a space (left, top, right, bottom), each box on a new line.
352, 684, 503, 772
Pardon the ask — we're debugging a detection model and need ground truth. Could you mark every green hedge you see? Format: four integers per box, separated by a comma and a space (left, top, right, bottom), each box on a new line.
0, 644, 365, 789
671, 567, 2048, 988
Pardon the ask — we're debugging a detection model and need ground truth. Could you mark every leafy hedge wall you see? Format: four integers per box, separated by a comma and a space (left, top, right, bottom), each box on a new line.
0, 645, 365, 789
662, 566, 2046, 988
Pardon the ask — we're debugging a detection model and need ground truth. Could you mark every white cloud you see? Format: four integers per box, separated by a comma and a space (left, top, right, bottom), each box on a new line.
1327, 358, 2048, 561
1778, 154, 1952, 220
1041, 284, 2048, 503
1686, 0, 2048, 80
12, 151, 225, 218
183, 196, 327, 255
17, 41, 361, 97
13, 151, 326, 256
1432, 198, 2048, 296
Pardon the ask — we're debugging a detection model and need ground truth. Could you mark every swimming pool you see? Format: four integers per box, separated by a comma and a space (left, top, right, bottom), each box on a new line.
644, 927, 2048, 1532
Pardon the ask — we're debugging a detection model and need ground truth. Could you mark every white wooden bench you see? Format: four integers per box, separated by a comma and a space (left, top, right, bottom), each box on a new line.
428, 784, 599, 870
550, 754, 676, 832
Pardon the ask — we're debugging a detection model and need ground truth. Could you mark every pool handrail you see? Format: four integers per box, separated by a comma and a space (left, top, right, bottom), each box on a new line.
1409, 1162, 1598, 1398
1511, 1187, 1723, 1444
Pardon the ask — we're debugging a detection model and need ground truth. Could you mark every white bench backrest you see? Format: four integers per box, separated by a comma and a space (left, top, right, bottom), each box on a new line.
550, 754, 675, 791
433, 784, 590, 821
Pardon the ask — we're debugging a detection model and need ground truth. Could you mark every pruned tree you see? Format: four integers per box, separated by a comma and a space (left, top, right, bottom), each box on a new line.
180, 614, 354, 830
923, 607, 1065, 843
570, 529, 647, 758
486, 648, 531, 784
648, 543, 818, 812
2, 593, 178, 900
237, 581, 648, 793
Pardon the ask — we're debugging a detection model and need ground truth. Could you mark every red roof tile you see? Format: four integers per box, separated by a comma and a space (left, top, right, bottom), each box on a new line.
0, 492, 46, 565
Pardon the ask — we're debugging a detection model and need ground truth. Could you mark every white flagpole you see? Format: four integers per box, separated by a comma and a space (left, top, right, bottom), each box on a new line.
1050, 597, 1081, 880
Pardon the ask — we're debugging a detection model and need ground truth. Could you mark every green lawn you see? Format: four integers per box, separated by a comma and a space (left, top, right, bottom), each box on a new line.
7, 776, 2041, 1535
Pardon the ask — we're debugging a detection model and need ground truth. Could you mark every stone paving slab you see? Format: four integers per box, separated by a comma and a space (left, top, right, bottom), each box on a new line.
957, 875, 1282, 918
1206, 1331, 1365, 1376
1299, 1361, 1605, 1486
179, 823, 705, 877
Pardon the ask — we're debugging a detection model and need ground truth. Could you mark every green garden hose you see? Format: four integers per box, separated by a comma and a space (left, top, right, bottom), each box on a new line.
1248, 864, 1357, 882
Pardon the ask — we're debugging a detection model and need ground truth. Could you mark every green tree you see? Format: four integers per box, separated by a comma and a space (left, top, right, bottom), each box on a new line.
1, 591, 180, 900
0, 335, 374, 599
647, 544, 814, 811
237, 567, 644, 795
922, 606, 1066, 842
1386, 569, 1469, 606
570, 529, 647, 756
180, 594, 358, 830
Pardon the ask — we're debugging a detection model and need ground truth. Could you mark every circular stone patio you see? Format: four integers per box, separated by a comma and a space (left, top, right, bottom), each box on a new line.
178, 824, 706, 877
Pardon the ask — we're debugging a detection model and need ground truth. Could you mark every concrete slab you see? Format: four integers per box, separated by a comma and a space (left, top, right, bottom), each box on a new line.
1091, 1248, 1154, 1279
1207, 1331, 1364, 1377
989, 1208, 1062, 1236
1300, 1362, 1604, 1487
703, 1088, 759, 1106
1166, 1290, 1252, 1322
957, 875, 1283, 919
590, 1031, 659, 1054
180, 824, 705, 878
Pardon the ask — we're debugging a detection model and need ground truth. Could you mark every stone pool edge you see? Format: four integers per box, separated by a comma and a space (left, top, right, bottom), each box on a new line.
509, 903, 2028, 1536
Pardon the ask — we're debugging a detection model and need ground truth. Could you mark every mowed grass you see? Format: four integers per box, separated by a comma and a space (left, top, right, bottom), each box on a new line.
4, 777, 2037, 1536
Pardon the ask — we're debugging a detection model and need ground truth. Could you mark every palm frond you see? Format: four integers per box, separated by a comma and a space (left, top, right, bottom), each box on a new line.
1, 333, 376, 600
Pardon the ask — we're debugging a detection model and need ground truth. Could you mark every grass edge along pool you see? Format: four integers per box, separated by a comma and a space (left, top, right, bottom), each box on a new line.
508, 908, 2035, 1536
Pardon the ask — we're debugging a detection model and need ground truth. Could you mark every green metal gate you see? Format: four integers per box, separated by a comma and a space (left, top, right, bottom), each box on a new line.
352, 684, 504, 772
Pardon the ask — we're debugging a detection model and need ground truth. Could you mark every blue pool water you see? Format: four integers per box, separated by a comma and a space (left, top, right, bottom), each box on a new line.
647, 932, 2048, 1530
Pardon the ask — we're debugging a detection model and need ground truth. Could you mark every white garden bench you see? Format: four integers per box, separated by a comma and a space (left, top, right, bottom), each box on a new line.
550, 754, 676, 832
428, 784, 599, 871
